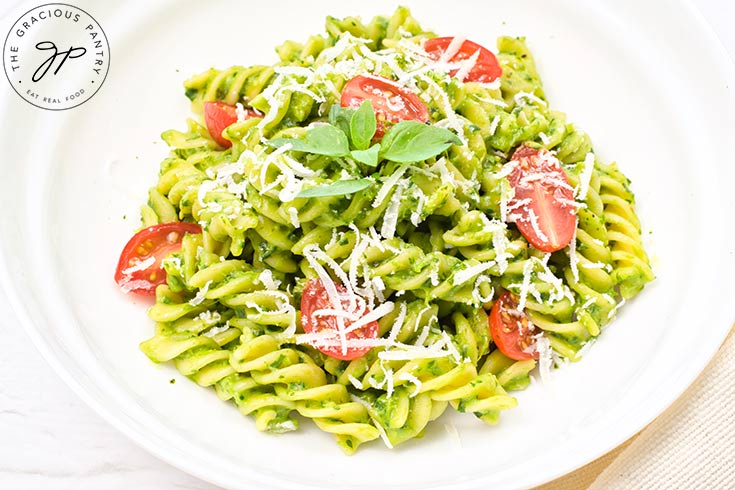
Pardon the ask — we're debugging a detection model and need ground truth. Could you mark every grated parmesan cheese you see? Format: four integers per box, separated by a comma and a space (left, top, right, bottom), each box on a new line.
365, 226, 383, 249
581, 262, 607, 269
121, 256, 156, 276
380, 181, 405, 239
429, 268, 440, 287
409, 306, 429, 334
415, 324, 431, 347
514, 91, 547, 107
453, 49, 480, 82
607, 299, 626, 319
386, 302, 408, 343
575, 152, 596, 202
576, 339, 596, 358
416, 74, 466, 139
453, 261, 496, 286
516, 260, 535, 312
258, 269, 281, 291
398, 372, 423, 397
580, 297, 596, 310
287, 207, 300, 229
489, 220, 513, 274
189, 280, 212, 306
342, 302, 396, 335
533, 333, 553, 383
440, 36, 466, 62
119, 278, 155, 294
350, 395, 393, 449
347, 374, 364, 390
196, 310, 222, 326
203, 323, 229, 338
475, 95, 508, 107
526, 208, 549, 244
377, 344, 454, 361
235, 102, 247, 122
489, 115, 501, 136
473, 276, 495, 304
382, 363, 395, 399
410, 191, 427, 226
373, 164, 410, 208
601, 293, 616, 305
568, 222, 580, 283
371, 276, 386, 303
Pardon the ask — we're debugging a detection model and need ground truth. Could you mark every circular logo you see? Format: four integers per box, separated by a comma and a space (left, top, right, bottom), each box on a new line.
3, 3, 110, 110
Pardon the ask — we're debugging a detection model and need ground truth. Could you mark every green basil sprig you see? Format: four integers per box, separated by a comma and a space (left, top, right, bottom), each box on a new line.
295, 178, 372, 198
268, 103, 460, 165
350, 144, 380, 167
267, 102, 462, 198
269, 124, 348, 157
349, 101, 377, 151
379, 121, 462, 163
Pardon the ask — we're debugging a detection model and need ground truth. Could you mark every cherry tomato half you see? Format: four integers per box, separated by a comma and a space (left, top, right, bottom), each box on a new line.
203, 101, 261, 149
424, 37, 502, 83
300, 279, 379, 361
506, 144, 577, 253
340, 75, 429, 138
489, 291, 539, 361
114, 222, 202, 296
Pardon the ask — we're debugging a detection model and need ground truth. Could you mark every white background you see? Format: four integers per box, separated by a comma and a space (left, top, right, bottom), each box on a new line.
1, 1, 732, 489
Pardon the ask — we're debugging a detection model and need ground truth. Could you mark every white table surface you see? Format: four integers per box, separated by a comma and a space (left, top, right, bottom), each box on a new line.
1, 1, 733, 489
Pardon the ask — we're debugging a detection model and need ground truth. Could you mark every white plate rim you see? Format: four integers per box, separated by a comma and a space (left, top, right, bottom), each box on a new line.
1, 0, 734, 488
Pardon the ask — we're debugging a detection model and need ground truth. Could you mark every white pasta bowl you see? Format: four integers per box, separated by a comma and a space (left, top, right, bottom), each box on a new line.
1, 0, 734, 489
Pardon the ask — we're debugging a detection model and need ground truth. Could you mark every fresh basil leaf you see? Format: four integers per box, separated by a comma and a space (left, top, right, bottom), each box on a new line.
268, 124, 349, 157
380, 121, 462, 163
304, 124, 350, 156
329, 104, 353, 139
350, 144, 381, 167
350, 100, 376, 151
267, 137, 314, 153
296, 178, 372, 198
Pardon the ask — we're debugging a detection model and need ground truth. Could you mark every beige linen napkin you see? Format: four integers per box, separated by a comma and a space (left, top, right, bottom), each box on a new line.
540, 326, 735, 490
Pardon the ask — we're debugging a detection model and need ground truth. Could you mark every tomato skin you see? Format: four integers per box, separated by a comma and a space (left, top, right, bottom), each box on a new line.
203, 101, 260, 148
300, 279, 379, 361
506, 144, 577, 253
340, 75, 429, 138
424, 37, 502, 83
115, 222, 202, 296
489, 291, 539, 361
